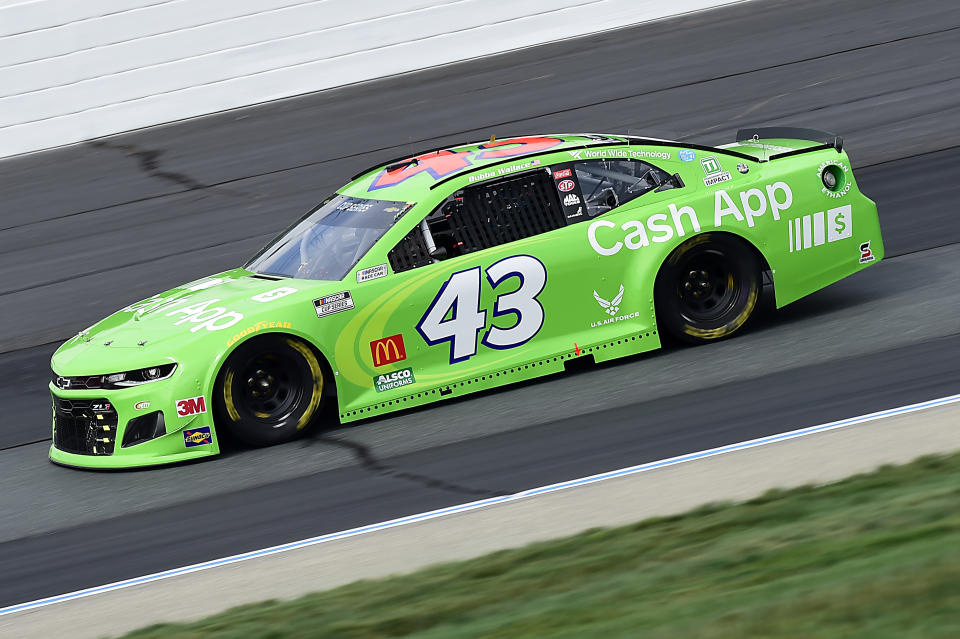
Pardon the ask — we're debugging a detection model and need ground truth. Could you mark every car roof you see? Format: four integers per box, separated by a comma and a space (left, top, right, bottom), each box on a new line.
340, 134, 633, 199
339, 133, 763, 202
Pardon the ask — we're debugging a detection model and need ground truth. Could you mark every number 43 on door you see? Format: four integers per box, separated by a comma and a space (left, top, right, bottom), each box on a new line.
416, 255, 547, 364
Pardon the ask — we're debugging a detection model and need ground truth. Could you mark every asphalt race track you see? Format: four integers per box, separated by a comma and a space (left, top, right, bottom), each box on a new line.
1, 0, 959, 609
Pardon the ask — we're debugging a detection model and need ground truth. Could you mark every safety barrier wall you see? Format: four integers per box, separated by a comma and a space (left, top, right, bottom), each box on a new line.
0, 0, 735, 158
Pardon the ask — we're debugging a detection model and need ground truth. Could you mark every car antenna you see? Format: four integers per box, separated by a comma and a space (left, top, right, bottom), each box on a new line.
751, 134, 769, 162
385, 157, 419, 172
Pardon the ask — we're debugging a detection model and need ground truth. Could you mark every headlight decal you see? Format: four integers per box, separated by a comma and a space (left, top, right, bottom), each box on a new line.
52, 364, 177, 390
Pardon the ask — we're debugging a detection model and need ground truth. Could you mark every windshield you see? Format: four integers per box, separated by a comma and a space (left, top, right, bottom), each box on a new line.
246, 195, 412, 280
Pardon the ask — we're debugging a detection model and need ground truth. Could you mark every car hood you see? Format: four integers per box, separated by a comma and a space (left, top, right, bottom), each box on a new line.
52, 268, 327, 375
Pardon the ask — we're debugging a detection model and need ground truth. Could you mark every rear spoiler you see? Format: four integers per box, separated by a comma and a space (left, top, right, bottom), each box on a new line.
736, 127, 843, 161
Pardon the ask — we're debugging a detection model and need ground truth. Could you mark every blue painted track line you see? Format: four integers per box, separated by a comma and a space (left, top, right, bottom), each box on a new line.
2, 391, 958, 617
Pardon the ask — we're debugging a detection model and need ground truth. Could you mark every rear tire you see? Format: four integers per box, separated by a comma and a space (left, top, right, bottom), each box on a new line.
214, 335, 324, 447
655, 233, 761, 344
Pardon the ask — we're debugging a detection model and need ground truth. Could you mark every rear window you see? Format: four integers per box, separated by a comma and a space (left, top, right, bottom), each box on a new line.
571, 159, 675, 217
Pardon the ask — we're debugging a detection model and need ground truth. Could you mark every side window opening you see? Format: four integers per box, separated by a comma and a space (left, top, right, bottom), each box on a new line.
389, 170, 567, 273
571, 159, 679, 218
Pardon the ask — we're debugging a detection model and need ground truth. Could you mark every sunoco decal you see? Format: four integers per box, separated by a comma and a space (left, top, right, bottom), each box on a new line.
183, 426, 212, 447
373, 367, 416, 392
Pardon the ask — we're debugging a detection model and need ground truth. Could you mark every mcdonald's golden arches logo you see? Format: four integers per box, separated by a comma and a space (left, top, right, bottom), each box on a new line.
370, 334, 406, 367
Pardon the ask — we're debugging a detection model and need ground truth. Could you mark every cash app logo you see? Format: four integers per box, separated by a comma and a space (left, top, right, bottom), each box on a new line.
832, 210, 848, 237
789, 205, 852, 252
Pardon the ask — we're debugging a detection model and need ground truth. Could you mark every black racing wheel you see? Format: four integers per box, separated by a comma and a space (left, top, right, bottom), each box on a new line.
655, 233, 761, 344
215, 334, 325, 446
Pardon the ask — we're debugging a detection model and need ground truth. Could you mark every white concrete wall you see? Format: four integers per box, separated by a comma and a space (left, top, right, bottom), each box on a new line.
0, 0, 737, 158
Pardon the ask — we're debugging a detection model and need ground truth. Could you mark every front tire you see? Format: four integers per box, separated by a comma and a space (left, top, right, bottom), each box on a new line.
215, 335, 324, 447
655, 233, 761, 344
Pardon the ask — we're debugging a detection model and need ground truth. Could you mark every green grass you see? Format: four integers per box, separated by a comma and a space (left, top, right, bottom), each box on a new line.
122, 453, 960, 639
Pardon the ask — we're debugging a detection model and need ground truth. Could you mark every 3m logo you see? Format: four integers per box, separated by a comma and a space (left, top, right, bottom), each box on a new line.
370, 335, 406, 367
176, 395, 207, 417
183, 426, 212, 447
788, 205, 852, 252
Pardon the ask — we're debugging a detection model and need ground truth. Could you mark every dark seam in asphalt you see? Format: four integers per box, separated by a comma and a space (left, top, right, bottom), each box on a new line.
88, 141, 208, 191
1, 25, 957, 234
314, 435, 510, 499
0, 438, 51, 451
87, 140, 254, 199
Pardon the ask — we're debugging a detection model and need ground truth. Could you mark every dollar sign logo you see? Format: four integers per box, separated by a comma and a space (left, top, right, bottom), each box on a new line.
834, 213, 847, 235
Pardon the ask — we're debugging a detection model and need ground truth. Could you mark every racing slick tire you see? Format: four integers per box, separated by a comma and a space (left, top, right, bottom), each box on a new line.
655, 233, 761, 344
214, 334, 324, 447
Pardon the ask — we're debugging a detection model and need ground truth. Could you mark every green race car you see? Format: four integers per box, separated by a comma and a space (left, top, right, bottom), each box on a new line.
49, 128, 882, 468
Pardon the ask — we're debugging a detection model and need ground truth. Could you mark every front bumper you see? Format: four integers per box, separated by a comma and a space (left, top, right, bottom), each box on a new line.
49, 443, 217, 469
48, 375, 220, 469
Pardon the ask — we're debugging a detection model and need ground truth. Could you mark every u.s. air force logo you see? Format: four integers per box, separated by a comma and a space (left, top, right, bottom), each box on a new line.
591, 284, 639, 328
594, 285, 624, 316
